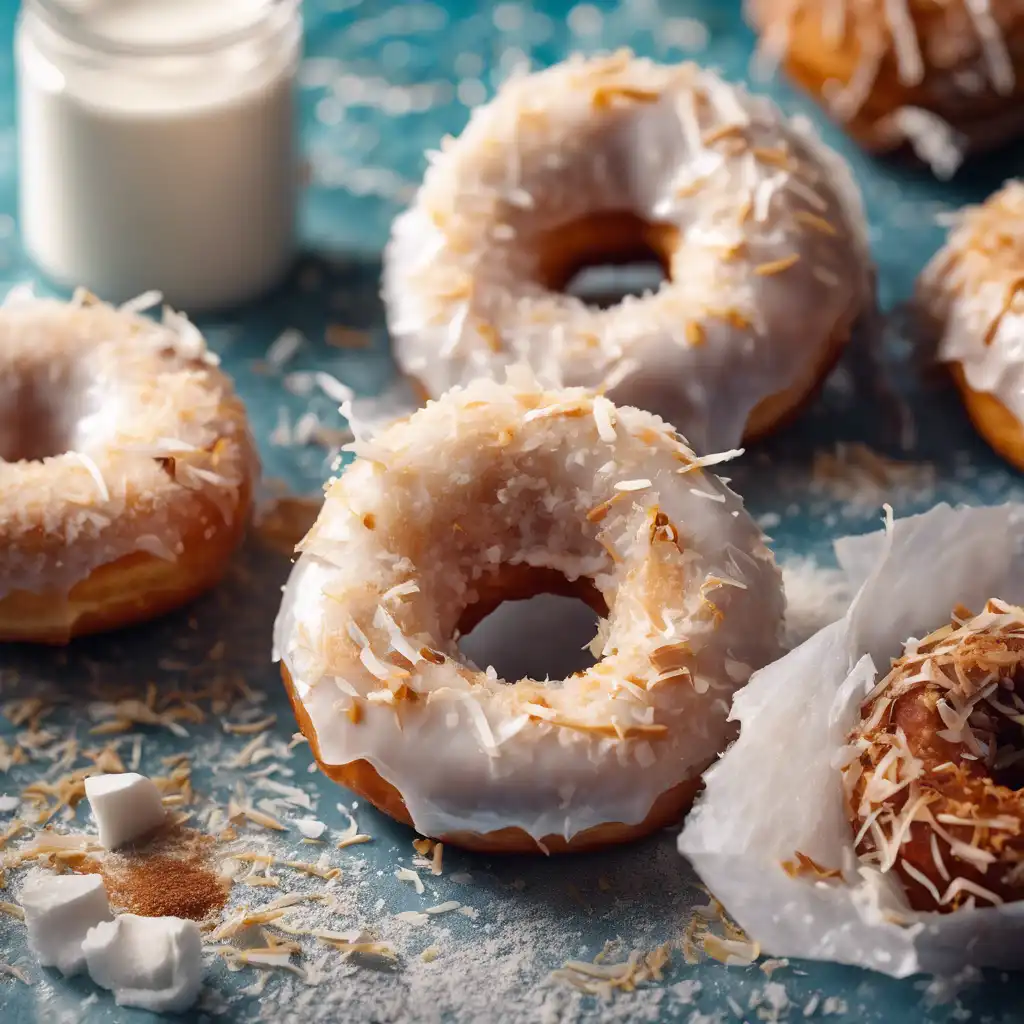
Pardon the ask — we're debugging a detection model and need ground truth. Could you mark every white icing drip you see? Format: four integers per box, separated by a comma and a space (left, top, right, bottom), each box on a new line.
383, 55, 871, 454
274, 375, 785, 842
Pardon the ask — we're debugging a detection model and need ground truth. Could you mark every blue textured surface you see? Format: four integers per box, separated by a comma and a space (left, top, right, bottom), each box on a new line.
4, 1, 1024, 1022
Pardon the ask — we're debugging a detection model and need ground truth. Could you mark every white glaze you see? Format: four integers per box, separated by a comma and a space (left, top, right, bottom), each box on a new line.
918, 180, 1024, 424
0, 288, 257, 600
274, 372, 785, 843
383, 53, 871, 453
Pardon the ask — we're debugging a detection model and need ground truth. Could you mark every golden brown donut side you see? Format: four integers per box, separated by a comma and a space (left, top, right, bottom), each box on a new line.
0, 476, 252, 644
950, 364, 1024, 474
743, 312, 856, 442
282, 663, 703, 854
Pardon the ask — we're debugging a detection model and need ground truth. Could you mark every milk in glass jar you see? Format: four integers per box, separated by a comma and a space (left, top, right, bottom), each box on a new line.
16, 0, 301, 311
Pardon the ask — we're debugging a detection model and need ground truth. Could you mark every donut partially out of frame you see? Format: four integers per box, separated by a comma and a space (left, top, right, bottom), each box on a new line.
917, 181, 1024, 472
0, 290, 257, 643
274, 373, 785, 853
384, 52, 872, 454
748, 0, 1024, 174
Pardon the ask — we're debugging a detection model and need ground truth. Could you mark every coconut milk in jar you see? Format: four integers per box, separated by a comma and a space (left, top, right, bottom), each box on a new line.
16, 0, 301, 311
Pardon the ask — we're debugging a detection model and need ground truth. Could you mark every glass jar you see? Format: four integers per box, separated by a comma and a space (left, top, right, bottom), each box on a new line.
16, 0, 302, 312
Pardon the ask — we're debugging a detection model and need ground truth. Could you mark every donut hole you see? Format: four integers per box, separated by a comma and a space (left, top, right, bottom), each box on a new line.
456, 566, 606, 683
990, 677, 1024, 789
536, 211, 675, 309
0, 368, 95, 462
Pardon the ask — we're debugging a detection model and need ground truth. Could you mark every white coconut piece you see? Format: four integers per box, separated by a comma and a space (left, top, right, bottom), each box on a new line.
82, 914, 203, 1013
293, 817, 327, 839
85, 773, 168, 850
679, 502, 1024, 978
21, 872, 114, 976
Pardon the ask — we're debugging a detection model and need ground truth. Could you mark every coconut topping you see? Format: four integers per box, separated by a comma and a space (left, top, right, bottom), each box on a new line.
917, 181, 1024, 425
274, 371, 785, 842
0, 288, 256, 604
845, 598, 1024, 911
384, 53, 871, 453
749, 0, 1022, 175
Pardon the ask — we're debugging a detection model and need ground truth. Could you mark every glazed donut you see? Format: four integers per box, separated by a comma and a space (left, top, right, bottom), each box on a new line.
0, 290, 257, 643
749, 0, 1024, 172
844, 598, 1024, 913
274, 373, 785, 853
917, 181, 1024, 472
383, 53, 872, 453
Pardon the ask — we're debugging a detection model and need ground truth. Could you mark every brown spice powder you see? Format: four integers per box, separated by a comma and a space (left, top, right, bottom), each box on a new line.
80, 824, 229, 922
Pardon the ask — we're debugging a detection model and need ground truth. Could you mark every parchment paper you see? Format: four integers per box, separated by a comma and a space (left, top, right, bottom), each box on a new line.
679, 503, 1024, 978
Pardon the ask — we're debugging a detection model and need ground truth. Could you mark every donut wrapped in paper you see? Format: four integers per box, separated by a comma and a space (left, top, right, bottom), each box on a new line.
679, 502, 1024, 978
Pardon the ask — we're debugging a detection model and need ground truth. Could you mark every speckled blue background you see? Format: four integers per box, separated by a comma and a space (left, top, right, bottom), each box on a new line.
4, 1, 1024, 1022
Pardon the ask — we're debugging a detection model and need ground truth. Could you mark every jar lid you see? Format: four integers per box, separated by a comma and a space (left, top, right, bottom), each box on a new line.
33, 0, 295, 57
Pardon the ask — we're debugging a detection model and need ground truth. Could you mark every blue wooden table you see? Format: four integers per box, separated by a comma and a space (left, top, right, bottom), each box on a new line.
3, 1, 1024, 1021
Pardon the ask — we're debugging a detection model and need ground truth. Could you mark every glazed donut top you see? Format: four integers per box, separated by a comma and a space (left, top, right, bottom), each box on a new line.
384, 53, 871, 452
274, 372, 785, 841
751, 0, 1020, 109
0, 289, 255, 599
918, 180, 1024, 422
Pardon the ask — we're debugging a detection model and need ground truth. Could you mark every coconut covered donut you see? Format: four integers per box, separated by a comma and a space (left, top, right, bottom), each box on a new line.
845, 599, 1024, 913
0, 289, 257, 643
917, 181, 1024, 471
749, 0, 1024, 174
274, 372, 785, 853
383, 53, 872, 453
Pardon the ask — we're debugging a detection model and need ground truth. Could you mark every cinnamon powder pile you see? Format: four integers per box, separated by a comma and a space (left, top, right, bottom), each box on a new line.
80, 824, 229, 922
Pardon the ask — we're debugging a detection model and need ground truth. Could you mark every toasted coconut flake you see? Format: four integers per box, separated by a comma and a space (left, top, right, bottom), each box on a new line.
0, 902, 25, 921
702, 933, 760, 966
754, 253, 800, 276
242, 808, 289, 832
224, 715, 277, 736
395, 867, 425, 894
780, 851, 842, 881
0, 963, 31, 985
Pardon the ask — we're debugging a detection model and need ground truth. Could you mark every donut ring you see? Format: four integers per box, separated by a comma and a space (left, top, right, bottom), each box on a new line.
0, 291, 257, 643
383, 53, 872, 453
748, 0, 1024, 170
274, 373, 785, 853
844, 599, 1024, 913
917, 181, 1024, 472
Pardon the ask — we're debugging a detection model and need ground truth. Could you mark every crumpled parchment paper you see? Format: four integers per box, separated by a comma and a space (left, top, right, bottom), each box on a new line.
678, 502, 1024, 978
